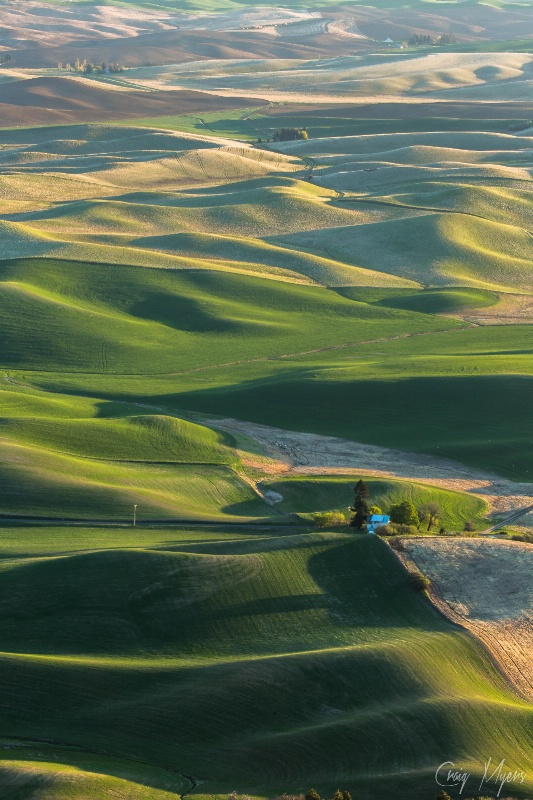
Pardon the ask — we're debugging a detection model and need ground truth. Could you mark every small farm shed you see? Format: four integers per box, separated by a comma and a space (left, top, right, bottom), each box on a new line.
367, 514, 390, 533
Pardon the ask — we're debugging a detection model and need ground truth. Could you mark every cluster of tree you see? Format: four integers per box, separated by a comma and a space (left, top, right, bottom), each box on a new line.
228, 786, 512, 800
391, 499, 442, 529
435, 33, 457, 45
0, 54, 12, 65
349, 482, 444, 533
306, 789, 352, 800
58, 59, 124, 74
314, 511, 347, 528
230, 790, 352, 800
436, 791, 522, 800
272, 128, 309, 142
408, 32, 457, 46
408, 34, 433, 46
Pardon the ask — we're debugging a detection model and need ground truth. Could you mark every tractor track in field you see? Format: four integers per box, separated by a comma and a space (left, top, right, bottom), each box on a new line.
2, 324, 473, 382
0, 512, 302, 528
149, 325, 473, 376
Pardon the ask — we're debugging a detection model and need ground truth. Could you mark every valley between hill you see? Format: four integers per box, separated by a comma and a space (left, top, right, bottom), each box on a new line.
0, 4, 532, 799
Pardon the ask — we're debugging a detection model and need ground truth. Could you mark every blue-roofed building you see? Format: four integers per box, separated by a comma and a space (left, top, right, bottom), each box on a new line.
367, 514, 390, 533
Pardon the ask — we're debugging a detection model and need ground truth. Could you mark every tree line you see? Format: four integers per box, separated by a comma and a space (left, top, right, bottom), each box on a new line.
57, 60, 124, 74
409, 32, 457, 46
314, 479, 479, 535
272, 128, 309, 142
226, 786, 513, 800
350, 479, 444, 534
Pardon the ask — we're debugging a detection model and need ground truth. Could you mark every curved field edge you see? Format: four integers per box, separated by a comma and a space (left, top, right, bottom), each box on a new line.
0, 533, 531, 800
399, 537, 533, 703
0, 743, 192, 800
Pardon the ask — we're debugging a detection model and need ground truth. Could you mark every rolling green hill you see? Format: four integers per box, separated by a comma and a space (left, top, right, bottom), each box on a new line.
267, 475, 487, 529
0, 258, 453, 373
28, 320, 533, 479
0, 529, 531, 800
1, 85, 533, 800
0, 439, 266, 520
339, 286, 499, 314
0, 747, 189, 800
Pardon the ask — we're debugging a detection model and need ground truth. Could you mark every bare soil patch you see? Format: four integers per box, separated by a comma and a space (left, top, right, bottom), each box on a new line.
206, 417, 533, 524
457, 293, 533, 326
401, 538, 533, 701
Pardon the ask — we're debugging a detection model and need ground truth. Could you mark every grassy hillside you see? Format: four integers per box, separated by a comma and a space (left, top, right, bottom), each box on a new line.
129, 53, 533, 99
28, 318, 533, 479
274, 212, 533, 291
268, 475, 487, 529
0, 381, 494, 521
0, 257, 454, 373
0, 746, 189, 800
339, 286, 499, 313
0, 439, 268, 520
0, 384, 262, 521
0, 529, 531, 800
1, 43, 533, 800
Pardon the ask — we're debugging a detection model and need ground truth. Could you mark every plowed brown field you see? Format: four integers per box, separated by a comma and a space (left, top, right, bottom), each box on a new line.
402, 538, 533, 702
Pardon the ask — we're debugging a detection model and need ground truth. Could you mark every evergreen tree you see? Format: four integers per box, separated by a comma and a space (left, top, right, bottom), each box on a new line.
305, 790, 320, 800
332, 790, 343, 800
342, 792, 352, 800
350, 479, 370, 529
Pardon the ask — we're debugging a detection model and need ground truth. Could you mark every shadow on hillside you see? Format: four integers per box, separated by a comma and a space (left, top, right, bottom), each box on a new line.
307, 536, 446, 630
130, 292, 239, 333
155, 532, 333, 555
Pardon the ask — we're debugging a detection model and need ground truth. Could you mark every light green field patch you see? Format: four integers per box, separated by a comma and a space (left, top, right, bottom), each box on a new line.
0, 414, 237, 464
0, 752, 188, 800
115, 108, 265, 141
267, 475, 487, 529
0, 258, 450, 373
0, 439, 266, 520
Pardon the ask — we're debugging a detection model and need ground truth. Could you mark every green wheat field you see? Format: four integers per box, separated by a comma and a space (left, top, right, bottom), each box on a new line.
1, 5, 533, 798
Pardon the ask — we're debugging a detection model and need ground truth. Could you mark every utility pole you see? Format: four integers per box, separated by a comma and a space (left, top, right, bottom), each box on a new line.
133, 504, 137, 527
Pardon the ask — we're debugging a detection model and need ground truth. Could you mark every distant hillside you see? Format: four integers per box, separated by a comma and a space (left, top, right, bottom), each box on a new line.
7, 28, 374, 69
0, 77, 259, 126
